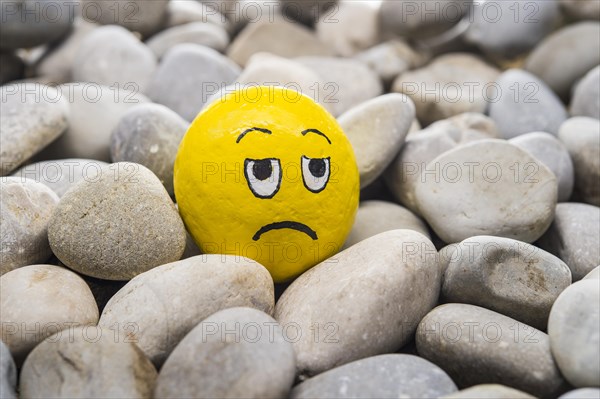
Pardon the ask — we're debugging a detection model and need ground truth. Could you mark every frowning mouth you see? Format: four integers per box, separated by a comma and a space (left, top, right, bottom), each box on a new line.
252, 221, 318, 241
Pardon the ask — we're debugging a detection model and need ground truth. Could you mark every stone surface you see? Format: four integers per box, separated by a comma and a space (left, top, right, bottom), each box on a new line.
354, 40, 427, 85
12, 159, 109, 198
1, 178, 59, 275
442, 384, 536, 398
525, 22, 600, 99
147, 22, 229, 58
98, 255, 274, 366
392, 53, 500, 125
489, 69, 568, 139
73, 25, 157, 93
415, 139, 557, 243
279, 0, 338, 25
338, 93, 415, 188
275, 230, 440, 376
155, 307, 295, 398
548, 280, 600, 387
165, 0, 230, 32
416, 304, 568, 398
110, 103, 188, 196
510, 131, 574, 202
20, 327, 157, 397
558, 117, 600, 205
291, 354, 457, 399
35, 83, 149, 162
584, 266, 600, 280
0, 265, 99, 365
0, 52, 24, 85
0, 83, 69, 175
559, 389, 600, 399
48, 162, 186, 280
0, 341, 17, 399
571, 66, 600, 120
147, 44, 240, 121
538, 203, 600, 281
560, 0, 600, 20
227, 17, 334, 66
442, 235, 571, 329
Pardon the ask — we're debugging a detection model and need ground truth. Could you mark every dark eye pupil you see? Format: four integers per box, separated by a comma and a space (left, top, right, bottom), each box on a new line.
309, 159, 326, 178
253, 160, 272, 180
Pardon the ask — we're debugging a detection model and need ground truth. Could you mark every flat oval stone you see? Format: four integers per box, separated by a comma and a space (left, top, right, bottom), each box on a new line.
147, 22, 230, 59
338, 94, 415, 188
0, 341, 16, 399
98, 255, 274, 366
1, 178, 59, 275
19, 327, 156, 398
155, 307, 295, 398
0, 83, 69, 175
442, 236, 571, 329
442, 384, 535, 398
415, 139, 557, 243
548, 280, 600, 387
275, 230, 440, 376
291, 354, 457, 399
0, 265, 99, 365
416, 304, 568, 398
48, 162, 186, 280
571, 66, 600, 120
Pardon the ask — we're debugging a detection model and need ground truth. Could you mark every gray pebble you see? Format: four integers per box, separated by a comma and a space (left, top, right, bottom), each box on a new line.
147, 44, 240, 121
80, 0, 168, 37
442, 235, 572, 329
146, 22, 229, 59
442, 384, 535, 398
48, 162, 186, 280
0, 178, 59, 275
548, 280, 600, 387
110, 103, 188, 196
489, 69, 568, 139
291, 354, 457, 399
0, 83, 69, 175
155, 307, 295, 398
559, 388, 600, 399
571, 66, 600, 120
0, 341, 16, 399
0, 52, 24, 84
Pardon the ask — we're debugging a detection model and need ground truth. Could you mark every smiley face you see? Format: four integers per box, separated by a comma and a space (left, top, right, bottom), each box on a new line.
174, 86, 359, 282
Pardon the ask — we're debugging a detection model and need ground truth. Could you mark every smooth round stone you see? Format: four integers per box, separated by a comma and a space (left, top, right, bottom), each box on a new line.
110, 103, 188, 196
291, 354, 457, 399
385, 112, 499, 215
416, 304, 568, 398
12, 159, 108, 198
442, 236, 571, 330
79, 0, 168, 37
165, 0, 231, 32
525, 22, 600, 99
489, 69, 568, 139
147, 44, 240, 121
442, 384, 535, 398
279, 0, 338, 25
1, 178, 59, 275
155, 307, 295, 398
295, 56, 383, 117
98, 255, 274, 366
0, 341, 16, 399
344, 200, 429, 248
0, 0, 73, 50
227, 17, 334, 66
0, 83, 69, 175
147, 22, 229, 59
48, 162, 186, 280
560, 0, 600, 20
464, 1, 560, 58
548, 280, 600, 387
584, 266, 600, 280
20, 327, 156, 397
35, 83, 149, 162
510, 132, 574, 202
73, 25, 156, 93
0, 265, 99, 365
275, 230, 440, 376
538, 203, 600, 281
392, 53, 500, 125
338, 94, 414, 188
571, 66, 600, 120
559, 388, 600, 399
380, 0, 469, 39
0, 52, 24, 84
315, 2, 378, 57
558, 117, 600, 205
415, 140, 558, 243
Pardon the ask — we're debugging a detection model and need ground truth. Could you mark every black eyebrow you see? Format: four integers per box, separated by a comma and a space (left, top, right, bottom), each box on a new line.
237, 127, 272, 143
301, 129, 331, 144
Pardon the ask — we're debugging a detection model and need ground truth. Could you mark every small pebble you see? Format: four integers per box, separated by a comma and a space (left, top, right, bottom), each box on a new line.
80, 0, 169, 37
0, 340, 17, 399
146, 22, 230, 59
442, 384, 535, 399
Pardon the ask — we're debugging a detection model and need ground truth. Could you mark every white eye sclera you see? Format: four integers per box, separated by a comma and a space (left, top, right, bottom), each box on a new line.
301, 155, 330, 193
244, 158, 282, 199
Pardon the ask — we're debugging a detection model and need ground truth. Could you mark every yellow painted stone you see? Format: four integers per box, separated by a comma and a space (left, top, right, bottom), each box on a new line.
174, 86, 359, 282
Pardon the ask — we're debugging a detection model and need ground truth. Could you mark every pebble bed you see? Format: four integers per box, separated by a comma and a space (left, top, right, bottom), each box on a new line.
1, 0, 600, 398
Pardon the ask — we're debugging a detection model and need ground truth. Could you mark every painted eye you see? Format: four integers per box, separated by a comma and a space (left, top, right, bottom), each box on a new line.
301, 155, 330, 193
244, 158, 282, 199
